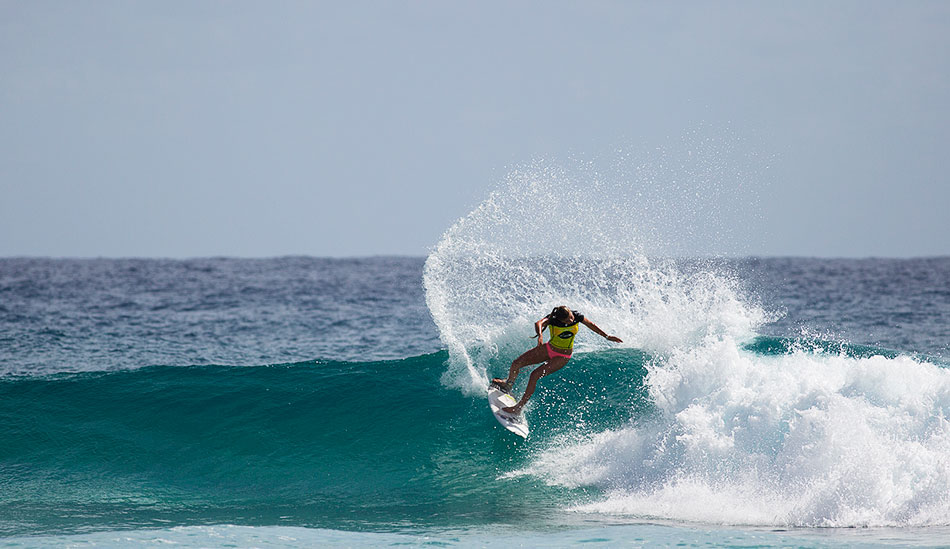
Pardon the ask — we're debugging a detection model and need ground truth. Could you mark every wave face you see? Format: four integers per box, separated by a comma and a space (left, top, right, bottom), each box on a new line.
0, 352, 650, 536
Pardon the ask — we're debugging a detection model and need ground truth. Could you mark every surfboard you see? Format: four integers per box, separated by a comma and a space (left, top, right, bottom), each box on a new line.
488, 383, 529, 438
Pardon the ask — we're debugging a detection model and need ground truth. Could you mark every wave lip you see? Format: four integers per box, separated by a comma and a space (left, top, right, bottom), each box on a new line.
423, 160, 769, 394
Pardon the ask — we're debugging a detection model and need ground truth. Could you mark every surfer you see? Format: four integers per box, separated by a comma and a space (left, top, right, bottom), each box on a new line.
492, 306, 622, 414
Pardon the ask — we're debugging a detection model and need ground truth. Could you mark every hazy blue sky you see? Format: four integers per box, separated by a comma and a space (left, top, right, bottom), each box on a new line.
2, 1, 948, 258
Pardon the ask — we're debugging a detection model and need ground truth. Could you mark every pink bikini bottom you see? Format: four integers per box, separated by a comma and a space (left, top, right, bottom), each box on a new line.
545, 342, 572, 359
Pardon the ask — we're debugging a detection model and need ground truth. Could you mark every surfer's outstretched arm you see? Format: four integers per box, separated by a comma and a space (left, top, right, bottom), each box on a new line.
581, 318, 623, 343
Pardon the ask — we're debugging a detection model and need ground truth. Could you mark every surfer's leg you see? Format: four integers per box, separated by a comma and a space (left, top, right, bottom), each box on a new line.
502, 357, 569, 413
493, 344, 547, 387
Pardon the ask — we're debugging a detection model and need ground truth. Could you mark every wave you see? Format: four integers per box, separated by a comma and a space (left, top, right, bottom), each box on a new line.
3, 338, 948, 534
423, 159, 768, 394
0, 351, 648, 536
419, 157, 950, 529
516, 336, 950, 528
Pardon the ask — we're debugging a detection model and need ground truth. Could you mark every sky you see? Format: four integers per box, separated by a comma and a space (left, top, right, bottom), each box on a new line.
1, 1, 948, 258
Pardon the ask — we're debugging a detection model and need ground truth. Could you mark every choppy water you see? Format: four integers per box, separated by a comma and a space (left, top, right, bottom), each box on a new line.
0, 256, 438, 375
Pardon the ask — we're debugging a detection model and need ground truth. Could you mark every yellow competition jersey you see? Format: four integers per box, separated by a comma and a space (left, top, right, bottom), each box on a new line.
547, 311, 584, 351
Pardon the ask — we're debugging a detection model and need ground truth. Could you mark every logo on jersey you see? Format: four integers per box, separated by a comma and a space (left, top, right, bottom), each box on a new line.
558, 332, 574, 340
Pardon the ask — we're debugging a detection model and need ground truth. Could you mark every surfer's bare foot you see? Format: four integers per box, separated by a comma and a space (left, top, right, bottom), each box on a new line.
502, 405, 521, 415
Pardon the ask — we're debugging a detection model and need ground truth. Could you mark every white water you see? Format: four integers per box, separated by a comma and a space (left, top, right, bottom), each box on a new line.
520, 338, 950, 527
423, 147, 764, 393
423, 147, 950, 529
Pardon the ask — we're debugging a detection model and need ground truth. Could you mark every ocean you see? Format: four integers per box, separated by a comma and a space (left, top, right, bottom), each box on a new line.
2, 162, 949, 548
2, 253, 949, 548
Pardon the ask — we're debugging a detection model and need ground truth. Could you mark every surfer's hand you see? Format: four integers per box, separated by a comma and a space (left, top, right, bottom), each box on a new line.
536, 335, 544, 346
606, 335, 623, 343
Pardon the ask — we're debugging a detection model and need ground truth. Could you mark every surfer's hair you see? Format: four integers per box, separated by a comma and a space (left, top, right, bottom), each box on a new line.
551, 306, 571, 322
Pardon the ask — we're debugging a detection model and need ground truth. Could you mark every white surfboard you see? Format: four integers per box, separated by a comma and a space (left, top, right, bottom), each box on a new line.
488, 385, 529, 438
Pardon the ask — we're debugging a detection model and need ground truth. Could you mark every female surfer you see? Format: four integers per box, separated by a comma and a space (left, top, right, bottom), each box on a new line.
491, 305, 622, 414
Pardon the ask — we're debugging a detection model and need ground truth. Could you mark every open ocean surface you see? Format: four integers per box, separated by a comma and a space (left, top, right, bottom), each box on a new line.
2, 167, 950, 548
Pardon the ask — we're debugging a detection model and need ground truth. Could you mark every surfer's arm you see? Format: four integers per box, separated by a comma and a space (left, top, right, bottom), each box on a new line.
582, 318, 623, 343
534, 317, 548, 346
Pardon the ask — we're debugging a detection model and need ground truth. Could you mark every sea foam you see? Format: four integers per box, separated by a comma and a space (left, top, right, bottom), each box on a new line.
424, 150, 950, 528
522, 337, 950, 527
